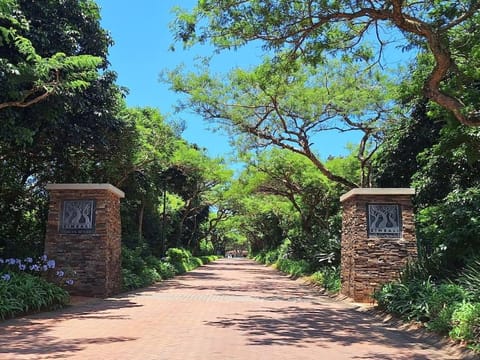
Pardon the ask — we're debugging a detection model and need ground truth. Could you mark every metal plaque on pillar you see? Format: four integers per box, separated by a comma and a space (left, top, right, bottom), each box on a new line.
60, 199, 96, 234
367, 204, 401, 238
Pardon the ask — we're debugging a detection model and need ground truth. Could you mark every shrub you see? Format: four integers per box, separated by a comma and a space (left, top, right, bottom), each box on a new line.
276, 258, 311, 278
199, 239, 214, 256
121, 246, 164, 290
187, 257, 203, 270
253, 251, 267, 263
374, 278, 438, 321
416, 187, 480, 275
0, 272, 69, 320
166, 248, 191, 274
458, 260, 480, 301
122, 268, 145, 290
427, 302, 461, 335
424, 284, 470, 334
449, 302, 480, 345
321, 267, 341, 292
199, 255, 217, 264
308, 267, 341, 293
166, 248, 191, 264
122, 247, 147, 274
157, 262, 176, 280
264, 249, 280, 265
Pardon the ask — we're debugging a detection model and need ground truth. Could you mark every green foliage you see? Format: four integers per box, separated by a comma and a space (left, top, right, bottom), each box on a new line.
416, 187, 480, 273
198, 239, 214, 256
199, 255, 218, 264
373, 101, 443, 188
449, 302, 480, 345
264, 249, 280, 266
309, 267, 341, 293
275, 258, 311, 278
165, 54, 395, 189
0, 0, 127, 257
121, 246, 212, 291
166, 247, 205, 275
412, 126, 480, 208
166, 247, 191, 264
0, 272, 69, 320
458, 260, 480, 301
375, 278, 472, 335
121, 246, 165, 290
173, 0, 480, 126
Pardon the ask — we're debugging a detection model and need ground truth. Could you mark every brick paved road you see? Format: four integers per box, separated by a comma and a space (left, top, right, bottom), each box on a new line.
0, 258, 473, 359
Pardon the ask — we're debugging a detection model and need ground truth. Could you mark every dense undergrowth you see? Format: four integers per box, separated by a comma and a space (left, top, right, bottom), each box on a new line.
374, 259, 480, 351
0, 255, 71, 320
253, 246, 341, 293
121, 246, 219, 291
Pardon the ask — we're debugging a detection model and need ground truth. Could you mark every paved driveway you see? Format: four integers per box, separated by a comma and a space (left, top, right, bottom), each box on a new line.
0, 258, 473, 359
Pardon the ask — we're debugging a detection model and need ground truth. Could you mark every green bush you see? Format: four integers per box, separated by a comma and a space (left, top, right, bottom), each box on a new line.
157, 262, 176, 280
423, 284, 470, 334
0, 272, 69, 320
264, 249, 280, 265
166, 248, 191, 263
166, 248, 191, 274
458, 260, 480, 301
189, 257, 203, 268
276, 258, 311, 278
374, 278, 438, 321
253, 251, 267, 263
122, 268, 145, 290
199, 255, 218, 264
164, 248, 205, 275
427, 302, 461, 335
122, 246, 147, 274
449, 302, 480, 345
416, 188, 480, 274
309, 267, 341, 293
199, 239, 214, 256
122, 246, 164, 290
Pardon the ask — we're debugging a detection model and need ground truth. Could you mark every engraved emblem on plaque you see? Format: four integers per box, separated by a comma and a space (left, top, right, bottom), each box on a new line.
367, 204, 401, 238
60, 200, 96, 234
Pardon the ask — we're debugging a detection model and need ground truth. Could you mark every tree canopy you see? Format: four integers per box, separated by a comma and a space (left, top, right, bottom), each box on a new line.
173, 0, 480, 126
165, 55, 395, 188
0, 0, 105, 110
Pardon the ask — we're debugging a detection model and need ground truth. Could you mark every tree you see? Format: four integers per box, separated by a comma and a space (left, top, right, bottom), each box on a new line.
166, 56, 395, 188
161, 143, 233, 253
243, 149, 342, 264
373, 100, 443, 188
173, 1, 480, 126
0, 0, 103, 110
0, 0, 127, 256
115, 107, 180, 248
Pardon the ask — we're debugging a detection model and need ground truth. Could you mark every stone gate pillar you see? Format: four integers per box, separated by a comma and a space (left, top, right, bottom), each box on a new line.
45, 184, 124, 297
340, 188, 417, 302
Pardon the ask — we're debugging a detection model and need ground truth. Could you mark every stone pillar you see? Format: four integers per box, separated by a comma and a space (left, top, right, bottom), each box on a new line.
340, 188, 417, 302
45, 184, 124, 297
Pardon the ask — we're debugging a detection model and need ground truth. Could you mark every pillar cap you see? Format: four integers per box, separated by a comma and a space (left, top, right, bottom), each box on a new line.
46, 183, 125, 198
340, 188, 415, 202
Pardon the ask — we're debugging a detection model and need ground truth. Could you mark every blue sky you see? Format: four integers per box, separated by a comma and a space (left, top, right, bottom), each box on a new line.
95, 1, 404, 161
96, 0, 266, 160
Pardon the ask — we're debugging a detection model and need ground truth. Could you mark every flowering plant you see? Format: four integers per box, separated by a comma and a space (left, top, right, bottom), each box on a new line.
0, 254, 75, 288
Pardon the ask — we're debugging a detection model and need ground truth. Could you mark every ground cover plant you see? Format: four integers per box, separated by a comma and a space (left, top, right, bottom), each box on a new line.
121, 246, 219, 291
374, 258, 480, 352
0, 255, 73, 320
253, 247, 341, 294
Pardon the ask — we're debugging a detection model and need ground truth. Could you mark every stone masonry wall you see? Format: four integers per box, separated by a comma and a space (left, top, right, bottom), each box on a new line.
341, 190, 417, 302
45, 185, 123, 297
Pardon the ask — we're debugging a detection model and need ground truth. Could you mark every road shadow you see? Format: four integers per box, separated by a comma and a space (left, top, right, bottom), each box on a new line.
205, 304, 466, 359
0, 296, 141, 358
